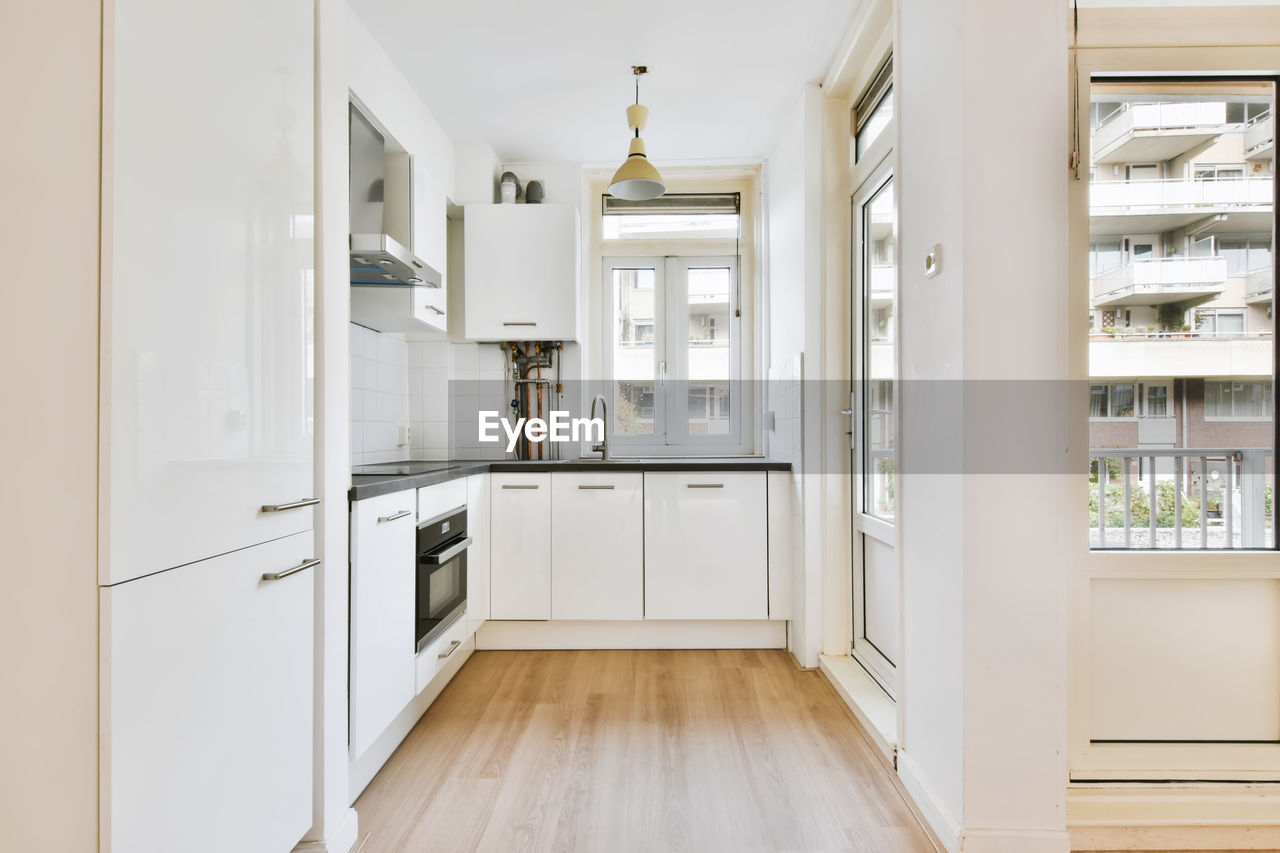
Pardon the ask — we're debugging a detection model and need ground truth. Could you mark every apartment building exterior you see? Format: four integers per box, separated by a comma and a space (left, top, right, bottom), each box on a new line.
1088, 84, 1275, 548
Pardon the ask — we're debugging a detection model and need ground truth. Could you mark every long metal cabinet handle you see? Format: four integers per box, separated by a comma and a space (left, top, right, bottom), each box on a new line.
502, 321, 537, 326
437, 639, 462, 660
501, 484, 539, 489
261, 497, 320, 512
425, 305, 444, 315
578, 484, 615, 490
422, 536, 473, 564
262, 558, 321, 581
687, 483, 724, 489
378, 509, 413, 523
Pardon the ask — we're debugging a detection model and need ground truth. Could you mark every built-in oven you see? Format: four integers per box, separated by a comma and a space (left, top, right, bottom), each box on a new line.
415, 506, 470, 653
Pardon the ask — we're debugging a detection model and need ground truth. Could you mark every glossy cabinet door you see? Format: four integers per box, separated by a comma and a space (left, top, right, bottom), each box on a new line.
463, 204, 580, 341
644, 472, 769, 620
489, 473, 552, 619
101, 0, 315, 585
102, 531, 314, 853
551, 473, 644, 620
349, 489, 417, 759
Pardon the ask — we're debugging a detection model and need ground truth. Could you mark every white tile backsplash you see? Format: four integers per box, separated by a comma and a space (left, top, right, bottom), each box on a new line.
350, 324, 411, 466
351, 327, 516, 465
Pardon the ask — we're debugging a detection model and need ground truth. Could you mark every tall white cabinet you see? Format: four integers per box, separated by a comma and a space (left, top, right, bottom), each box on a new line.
102, 0, 317, 587
99, 0, 316, 850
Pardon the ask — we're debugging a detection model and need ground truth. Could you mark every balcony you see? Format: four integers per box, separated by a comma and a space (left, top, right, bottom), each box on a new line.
1089, 176, 1274, 235
1092, 101, 1228, 165
1091, 256, 1227, 307
1246, 267, 1274, 305
1089, 335, 1273, 380
1245, 110, 1274, 161
1091, 447, 1273, 549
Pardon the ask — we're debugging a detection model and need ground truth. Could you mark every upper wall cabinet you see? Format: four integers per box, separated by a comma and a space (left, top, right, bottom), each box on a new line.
101, 0, 315, 586
463, 204, 581, 341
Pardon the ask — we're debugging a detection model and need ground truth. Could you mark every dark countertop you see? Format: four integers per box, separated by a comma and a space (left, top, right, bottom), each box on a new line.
349, 458, 792, 502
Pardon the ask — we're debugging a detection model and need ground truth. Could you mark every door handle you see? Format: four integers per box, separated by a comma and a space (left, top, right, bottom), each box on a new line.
378, 509, 413, 523
261, 497, 320, 513
839, 409, 854, 416
687, 483, 724, 489
422, 536, 473, 564
437, 640, 462, 660
501, 484, 539, 489
578, 484, 615, 490
425, 305, 444, 315
502, 321, 537, 326
262, 558, 320, 581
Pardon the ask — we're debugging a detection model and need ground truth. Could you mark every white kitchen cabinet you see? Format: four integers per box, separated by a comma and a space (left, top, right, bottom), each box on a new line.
489, 472, 552, 619
463, 204, 580, 342
350, 283, 447, 334
551, 473, 643, 620
644, 472, 769, 620
102, 531, 315, 853
350, 489, 417, 759
101, 0, 315, 586
466, 473, 490, 632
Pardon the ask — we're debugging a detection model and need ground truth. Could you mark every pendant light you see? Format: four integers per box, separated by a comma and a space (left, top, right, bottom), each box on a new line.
608, 66, 666, 201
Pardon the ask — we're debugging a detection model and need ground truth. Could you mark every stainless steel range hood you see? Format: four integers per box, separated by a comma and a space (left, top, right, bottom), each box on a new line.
349, 103, 441, 288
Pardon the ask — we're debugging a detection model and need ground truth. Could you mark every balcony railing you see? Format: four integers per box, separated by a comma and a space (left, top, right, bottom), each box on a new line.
1245, 110, 1274, 158
1092, 101, 1228, 151
1090, 176, 1274, 211
1091, 447, 1273, 549
1091, 256, 1227, 300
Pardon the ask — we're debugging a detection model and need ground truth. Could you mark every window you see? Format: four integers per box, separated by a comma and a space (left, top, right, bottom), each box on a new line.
1205, 380, 1273, 420
1088, 78, 1275, 550
1194, 309, 1246, 337
1193, 163, 1246, 181
861, 175, 896, 522
605, 256, 742, 449
854, 57, 893, 162
602, 193, 740, 240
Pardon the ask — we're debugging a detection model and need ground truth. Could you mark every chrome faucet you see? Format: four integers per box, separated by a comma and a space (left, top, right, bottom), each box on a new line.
589, 393, 609, 461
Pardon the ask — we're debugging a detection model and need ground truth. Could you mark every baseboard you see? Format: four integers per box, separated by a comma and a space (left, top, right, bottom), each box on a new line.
1068, 782, 1280, 850
292, 808, 359, 853
897, 749, 962, 853
958, 828, 1071, 853
817, 654, 897, 763
475, 619, 788, 650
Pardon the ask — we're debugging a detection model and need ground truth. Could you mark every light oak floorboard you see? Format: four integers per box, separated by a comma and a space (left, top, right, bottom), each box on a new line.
354, 649, 935, 853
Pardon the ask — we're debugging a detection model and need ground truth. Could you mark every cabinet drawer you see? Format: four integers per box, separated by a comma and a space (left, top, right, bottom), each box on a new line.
415, 613, 472, 693
102, 532, 314, 853
418, 478, 467, 523
643, 472, 768, 620
551, 473, 643, 620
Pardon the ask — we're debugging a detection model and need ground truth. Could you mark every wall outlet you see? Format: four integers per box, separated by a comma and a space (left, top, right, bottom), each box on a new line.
397, 424, 411, 447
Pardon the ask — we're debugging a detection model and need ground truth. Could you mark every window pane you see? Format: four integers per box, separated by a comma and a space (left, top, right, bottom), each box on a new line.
1090, 79, 1275, 549
685, 267, 732, 436
862, 177, 896, 522
856, 86, 894, 161
1147, 385, 1168, 417
603, 213, 739, 240
612, 267, 657, 435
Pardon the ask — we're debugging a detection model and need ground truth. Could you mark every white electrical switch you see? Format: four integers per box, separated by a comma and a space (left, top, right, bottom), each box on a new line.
924, 244, 941, 279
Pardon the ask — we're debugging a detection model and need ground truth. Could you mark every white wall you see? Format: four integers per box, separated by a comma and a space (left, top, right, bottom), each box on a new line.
0, 1, 101, 849
764, 85, 824, 666
896, 0, 1070, 849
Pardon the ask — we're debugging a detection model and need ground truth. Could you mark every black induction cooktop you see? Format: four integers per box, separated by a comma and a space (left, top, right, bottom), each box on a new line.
351, 461, 458, 477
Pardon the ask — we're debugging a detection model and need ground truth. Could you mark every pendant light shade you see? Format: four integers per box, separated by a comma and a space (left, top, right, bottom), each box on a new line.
608, 67, 665, 201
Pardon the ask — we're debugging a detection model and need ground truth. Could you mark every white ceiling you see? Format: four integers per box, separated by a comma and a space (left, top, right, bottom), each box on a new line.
347, 0, 863, 164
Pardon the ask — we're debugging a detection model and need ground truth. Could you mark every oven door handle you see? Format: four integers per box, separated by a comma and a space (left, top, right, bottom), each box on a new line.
421, 536, 473, 565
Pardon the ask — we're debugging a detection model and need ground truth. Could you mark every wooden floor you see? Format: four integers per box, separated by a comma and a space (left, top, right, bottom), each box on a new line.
353, 649, 936, 853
